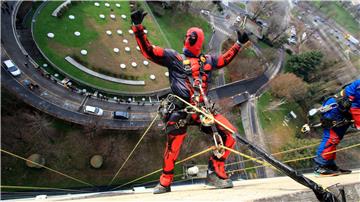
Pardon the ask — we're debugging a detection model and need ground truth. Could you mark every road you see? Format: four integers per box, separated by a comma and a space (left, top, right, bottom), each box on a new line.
1, 2, 157, 130
296, 2, 359, 85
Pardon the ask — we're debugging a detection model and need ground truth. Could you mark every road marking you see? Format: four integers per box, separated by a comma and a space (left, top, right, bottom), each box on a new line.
213, 25, 232, 37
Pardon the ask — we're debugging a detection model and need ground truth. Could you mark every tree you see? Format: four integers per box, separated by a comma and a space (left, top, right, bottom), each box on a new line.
280, 138, 318, 169
251, 1, 272, 20
285, 51, 323, 82
270, 73, 308, 102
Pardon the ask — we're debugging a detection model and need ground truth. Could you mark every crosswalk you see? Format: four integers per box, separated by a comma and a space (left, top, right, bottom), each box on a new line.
213, 25, 232, 37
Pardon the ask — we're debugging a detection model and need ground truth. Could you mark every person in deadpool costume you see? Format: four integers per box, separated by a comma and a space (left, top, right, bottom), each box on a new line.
130, 10, 250, 194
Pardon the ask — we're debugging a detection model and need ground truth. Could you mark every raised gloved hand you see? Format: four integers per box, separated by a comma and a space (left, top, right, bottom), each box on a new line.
301, 124, 311, 134
236, 30, 249, 44
131, 9, 147, 25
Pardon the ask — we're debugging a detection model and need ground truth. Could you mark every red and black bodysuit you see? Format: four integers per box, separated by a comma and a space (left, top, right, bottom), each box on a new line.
132, 25, 243, 187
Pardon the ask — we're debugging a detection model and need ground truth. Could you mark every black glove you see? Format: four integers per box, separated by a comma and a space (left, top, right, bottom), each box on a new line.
236, 30, 249, 44
131, 9, 147, 25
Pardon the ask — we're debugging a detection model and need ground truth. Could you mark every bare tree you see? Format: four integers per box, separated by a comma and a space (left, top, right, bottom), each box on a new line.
24, 112, 54, 142
270, 73, 308, 102
251, 1, 272, 20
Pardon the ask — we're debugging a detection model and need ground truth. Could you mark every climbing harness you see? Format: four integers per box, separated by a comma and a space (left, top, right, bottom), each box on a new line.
302, 96, 354, 133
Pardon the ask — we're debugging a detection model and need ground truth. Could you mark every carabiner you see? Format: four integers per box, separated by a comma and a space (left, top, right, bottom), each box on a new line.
184, 105, 197, 114
212, 132, 225, 158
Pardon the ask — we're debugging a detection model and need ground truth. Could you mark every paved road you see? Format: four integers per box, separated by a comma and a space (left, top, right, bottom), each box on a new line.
296, 2, 359, 85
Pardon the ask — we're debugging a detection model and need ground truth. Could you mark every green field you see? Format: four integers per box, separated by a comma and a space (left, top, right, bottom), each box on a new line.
34, 1, 212, 93
257, 92, 306, 152
235, 2, 246, 10
312, 1, 360, 37
34, 1, 170, 93
148, 4, 212, 53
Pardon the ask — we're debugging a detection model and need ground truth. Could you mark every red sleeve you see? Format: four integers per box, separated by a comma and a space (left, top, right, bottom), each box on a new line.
132, 24, 167, 66
215, 42, 241, 69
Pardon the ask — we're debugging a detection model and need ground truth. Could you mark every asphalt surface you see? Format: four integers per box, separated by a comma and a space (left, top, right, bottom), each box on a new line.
1, 1, 281, 130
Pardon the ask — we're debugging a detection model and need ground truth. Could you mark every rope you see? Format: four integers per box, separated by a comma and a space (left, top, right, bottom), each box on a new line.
171, 94, 237, 134
111, 147, 214, 190
0, 185, 89, 193
226, 142, 319, 167
226, 131, 360, 167
108, 114, 159, 186
0, 149, 95, 188
221, 145, 272, 168
228, 142, 360, 174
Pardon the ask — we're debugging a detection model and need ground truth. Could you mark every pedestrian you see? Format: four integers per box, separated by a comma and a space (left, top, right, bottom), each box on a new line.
131, 9, 250, 194
24, 62, 28, 68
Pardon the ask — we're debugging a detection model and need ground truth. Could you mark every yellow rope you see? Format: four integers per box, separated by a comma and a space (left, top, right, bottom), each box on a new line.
1, 149, 95, 187
108, 114, 159, 186
226, 142, 320, 167
226, 133, 360, 167
228, 142, 360, 174
112, 147, 214, 190
221, 145, 272, 168
172, 94, 237, 134
0, 185, 89, 192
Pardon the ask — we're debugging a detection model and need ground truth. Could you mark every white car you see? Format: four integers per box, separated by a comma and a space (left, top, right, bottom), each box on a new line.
84, 105, 104, 116
200, 10, 210, 16
288, 36, 297, 45
3, 59, 21, 76
236, 16, 242, 22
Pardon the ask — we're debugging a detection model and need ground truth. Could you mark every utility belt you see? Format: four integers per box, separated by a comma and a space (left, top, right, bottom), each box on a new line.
158, 95, 191, 124
320, 118, 352, 129
158, 94, 218, 130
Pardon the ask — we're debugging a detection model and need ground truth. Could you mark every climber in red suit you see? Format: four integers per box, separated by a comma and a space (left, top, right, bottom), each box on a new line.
131, 10, 250, 194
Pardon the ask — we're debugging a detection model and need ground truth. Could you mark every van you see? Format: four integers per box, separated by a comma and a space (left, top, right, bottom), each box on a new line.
84, 105, 104, 116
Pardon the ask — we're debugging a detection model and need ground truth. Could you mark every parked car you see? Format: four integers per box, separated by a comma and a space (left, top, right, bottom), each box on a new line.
200, 9, 210, 16
3, 59, 21, 76
288, 36, 297, 45
84, 105, 104, 116
113, 111, 130, 120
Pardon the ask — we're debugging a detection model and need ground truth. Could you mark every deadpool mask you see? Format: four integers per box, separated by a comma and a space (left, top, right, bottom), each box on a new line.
183, 27, 204, 57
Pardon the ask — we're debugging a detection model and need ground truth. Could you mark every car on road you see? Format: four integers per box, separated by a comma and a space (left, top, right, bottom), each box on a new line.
3, 59, 21, 76
200, 9, 210, 16
84, 105, 103, 116
288, 36, 297, 45
113, 111, 130, 120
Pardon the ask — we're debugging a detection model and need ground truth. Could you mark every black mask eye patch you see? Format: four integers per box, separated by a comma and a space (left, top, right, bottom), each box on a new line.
188, 31, 198, 46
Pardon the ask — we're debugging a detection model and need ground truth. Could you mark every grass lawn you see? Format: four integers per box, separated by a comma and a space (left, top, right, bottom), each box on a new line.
311, 1, 360, 37
257, 92, 306, 153
148, 4, 212, 53
34, 1, 169, 93
257, 41, 271, 50
232, 108, 245, 135
235, 2, 246, 10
